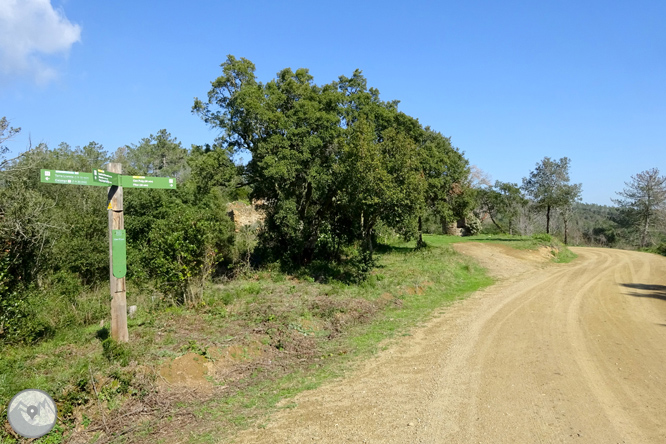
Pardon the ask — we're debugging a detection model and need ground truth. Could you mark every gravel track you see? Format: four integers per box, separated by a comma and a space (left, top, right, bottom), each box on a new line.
234, 245, 666, 443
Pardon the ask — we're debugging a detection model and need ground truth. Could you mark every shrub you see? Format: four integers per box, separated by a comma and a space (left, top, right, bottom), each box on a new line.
128, 189, 234, 305
532, 233, 553, 243
466, 214, 483, 235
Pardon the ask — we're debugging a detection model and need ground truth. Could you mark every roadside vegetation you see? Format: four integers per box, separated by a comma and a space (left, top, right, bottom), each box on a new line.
0, 235, 491, 443
0, 56, 662, 442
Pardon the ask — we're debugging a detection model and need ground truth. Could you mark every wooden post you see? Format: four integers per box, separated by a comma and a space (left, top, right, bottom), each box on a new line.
108, 163, 128, 342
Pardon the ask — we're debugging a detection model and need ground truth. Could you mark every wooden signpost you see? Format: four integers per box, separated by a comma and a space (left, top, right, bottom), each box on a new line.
40, 165, 177, 342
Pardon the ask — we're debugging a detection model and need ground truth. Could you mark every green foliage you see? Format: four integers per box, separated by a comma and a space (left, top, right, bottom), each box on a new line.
336, 121, 425, 251
466, 213, 483, 235
568, 202, 620, 246
522, 157, 582, 234
117, 129, 189, 180
612, 168, 666, 248
0, 255, 30, 341
528, 233, 577, 263
188, 143, 238, 195
0, 142, 110, 343
412, 127, 475, 247
0, 116, 21, 168
552, 247, 578, 263
532, 233, 553, 243
0, 142, 109, 287
477, 181, 527, 234
126, 188, 235, 305
194, 56, 473, 266
118, 130, 238, 304
0, 126, 240, 343
181, 339, 208, 357
653, 243, 666, 256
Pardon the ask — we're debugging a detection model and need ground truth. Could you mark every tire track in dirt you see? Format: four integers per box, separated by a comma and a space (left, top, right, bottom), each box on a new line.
233, 245, 666, 444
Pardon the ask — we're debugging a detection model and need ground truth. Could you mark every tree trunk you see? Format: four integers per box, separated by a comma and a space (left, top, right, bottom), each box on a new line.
564, 216, 568, 245
641, 216, 650, 248
489, 213, 505, 233
417, 215, 425, 248
361, 210, 364, 238
546, 205, 551, 234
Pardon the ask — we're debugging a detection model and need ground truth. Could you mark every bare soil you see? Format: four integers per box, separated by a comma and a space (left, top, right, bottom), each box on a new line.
234, 245, 666, 443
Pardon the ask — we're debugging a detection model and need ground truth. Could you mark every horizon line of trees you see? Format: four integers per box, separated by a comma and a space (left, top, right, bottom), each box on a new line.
469, 157, 665, 250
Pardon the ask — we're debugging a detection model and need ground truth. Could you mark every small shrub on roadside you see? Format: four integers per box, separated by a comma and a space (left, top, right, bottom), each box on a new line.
654, 243, 666, 256
466, 214, 483, 235
532, 233, 553, 243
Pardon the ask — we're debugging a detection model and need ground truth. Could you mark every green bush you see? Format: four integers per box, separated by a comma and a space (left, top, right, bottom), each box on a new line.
126, 188, 235, 305
466, 214, 483, 235
0, 287, 31, 343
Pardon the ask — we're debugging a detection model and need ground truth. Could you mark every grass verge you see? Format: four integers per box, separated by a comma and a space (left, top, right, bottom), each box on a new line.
423, 233, 578, 263
1, 236, 492, 443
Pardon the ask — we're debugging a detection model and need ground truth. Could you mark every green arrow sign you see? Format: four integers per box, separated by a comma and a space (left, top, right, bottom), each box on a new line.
121, 175, 177, 189
41, 169, 176, 190
93, 169, 120, 185
40, 169, 107, 186
112, 230, 127, 278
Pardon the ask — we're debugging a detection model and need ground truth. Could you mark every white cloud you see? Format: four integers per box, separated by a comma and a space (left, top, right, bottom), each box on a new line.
0, 0, 81, 84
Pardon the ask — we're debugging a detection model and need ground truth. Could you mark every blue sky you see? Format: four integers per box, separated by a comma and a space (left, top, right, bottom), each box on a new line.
1, 0, 664, 205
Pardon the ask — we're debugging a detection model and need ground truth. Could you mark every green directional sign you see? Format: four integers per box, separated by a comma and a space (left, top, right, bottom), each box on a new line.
92, 169, 120, 186
121, 175, 177, 189
42, 169, 177, 190
111, 230, 127, 278
40, 169, 106, 186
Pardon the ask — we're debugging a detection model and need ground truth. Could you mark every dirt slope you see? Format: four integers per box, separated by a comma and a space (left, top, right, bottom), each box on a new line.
234, 245, 666, 444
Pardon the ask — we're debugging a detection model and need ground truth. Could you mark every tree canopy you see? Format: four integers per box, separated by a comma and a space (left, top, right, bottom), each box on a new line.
478, 181, 527, 234
522, 157, 582, 234
0, 129, 237, 343
612, 168, 666, 248
193, 56, 472, 265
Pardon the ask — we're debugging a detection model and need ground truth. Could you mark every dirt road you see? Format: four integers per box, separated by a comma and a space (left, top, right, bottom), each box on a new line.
234, 245, 666, 443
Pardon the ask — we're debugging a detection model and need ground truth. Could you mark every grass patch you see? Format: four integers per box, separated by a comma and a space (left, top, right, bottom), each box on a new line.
0, 235, 492, 443
552, 247, 578, 263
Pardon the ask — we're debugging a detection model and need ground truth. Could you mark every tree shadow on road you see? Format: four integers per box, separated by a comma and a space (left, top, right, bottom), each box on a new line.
620, 283, 666, 302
